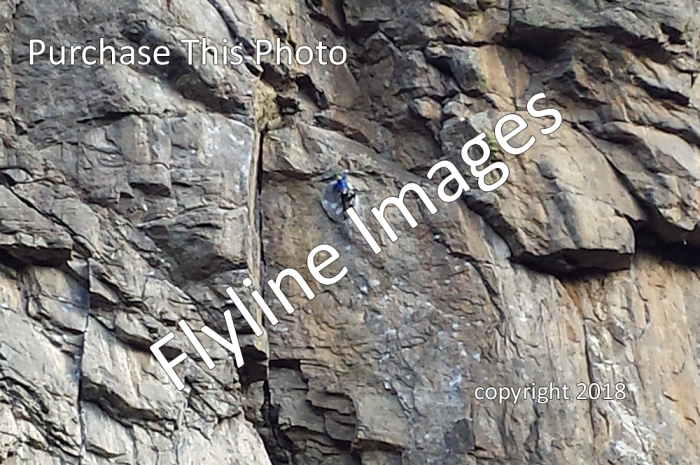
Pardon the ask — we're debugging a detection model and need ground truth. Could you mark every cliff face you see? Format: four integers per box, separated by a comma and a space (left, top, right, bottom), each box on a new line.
1, 0, 700, 464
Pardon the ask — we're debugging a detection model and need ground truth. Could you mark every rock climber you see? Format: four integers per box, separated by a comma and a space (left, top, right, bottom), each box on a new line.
333, 169, 356, 214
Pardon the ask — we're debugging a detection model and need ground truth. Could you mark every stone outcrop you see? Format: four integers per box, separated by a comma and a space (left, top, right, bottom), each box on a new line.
1, 0, 700, 464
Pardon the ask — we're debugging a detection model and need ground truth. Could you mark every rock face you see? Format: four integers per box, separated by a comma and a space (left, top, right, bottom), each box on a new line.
1, 0, 700, 464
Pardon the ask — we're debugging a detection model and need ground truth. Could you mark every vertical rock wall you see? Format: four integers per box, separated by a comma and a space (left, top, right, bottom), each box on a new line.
1, 0, 700, 464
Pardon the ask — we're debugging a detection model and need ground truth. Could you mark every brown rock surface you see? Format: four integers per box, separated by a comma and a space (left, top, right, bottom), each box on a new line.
1, 0, 700, 464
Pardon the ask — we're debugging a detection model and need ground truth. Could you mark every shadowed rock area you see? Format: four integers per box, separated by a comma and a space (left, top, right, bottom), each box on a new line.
1, 0, 700, 464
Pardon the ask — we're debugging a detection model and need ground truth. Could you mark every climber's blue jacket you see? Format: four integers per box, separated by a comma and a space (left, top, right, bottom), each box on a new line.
333, 171, 350, 194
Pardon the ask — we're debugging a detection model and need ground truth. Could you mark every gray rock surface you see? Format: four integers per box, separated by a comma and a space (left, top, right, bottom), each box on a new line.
1, 0, 700, 464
